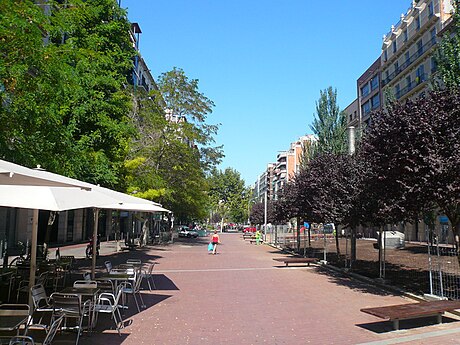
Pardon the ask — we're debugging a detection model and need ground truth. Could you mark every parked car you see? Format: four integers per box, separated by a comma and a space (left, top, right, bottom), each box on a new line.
178, 226, 199, 238
243, 226, 256, 233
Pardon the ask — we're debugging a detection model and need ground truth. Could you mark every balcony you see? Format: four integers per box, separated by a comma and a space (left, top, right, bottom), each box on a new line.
395, 73, 427, 99
382, 38, 436, 87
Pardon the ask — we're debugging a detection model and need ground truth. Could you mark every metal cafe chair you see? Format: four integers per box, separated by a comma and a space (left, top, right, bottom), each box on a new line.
50, 293, 91, 345
126, 259, 141, 265
17, 272, 48, 302
73, 280, 97, 289
120, 272, 145, 312
93, 287, 123, 336
8, 315, 64, 345
141, 262, 156, 290
30, 284, 53, 326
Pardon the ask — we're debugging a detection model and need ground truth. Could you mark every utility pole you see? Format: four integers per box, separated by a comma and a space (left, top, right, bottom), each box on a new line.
263, 190, 267, 241
348, 126, 357, 267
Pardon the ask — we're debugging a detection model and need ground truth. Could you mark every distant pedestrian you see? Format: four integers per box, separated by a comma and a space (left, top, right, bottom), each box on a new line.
211, 230, 220, 254
255, 230, 261, 245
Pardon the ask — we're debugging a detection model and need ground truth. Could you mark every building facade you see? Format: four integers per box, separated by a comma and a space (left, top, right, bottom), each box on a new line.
345, 99, 359, 128
381, 0, 453, 103
271, 135, 317, 200
357, 57, 382, 128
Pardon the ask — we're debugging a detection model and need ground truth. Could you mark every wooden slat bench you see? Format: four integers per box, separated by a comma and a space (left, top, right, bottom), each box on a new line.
273, 257, 318, 267
361, 300, 460, 330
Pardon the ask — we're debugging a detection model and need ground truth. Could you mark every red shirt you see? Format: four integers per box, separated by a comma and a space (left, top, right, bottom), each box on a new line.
212, 234, 219, 244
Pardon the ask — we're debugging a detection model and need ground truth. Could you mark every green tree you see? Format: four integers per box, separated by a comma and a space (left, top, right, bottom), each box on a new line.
434, 4, 460, 89
151, 67, 223, 172
208, 168, 248, 224
309, 87, 348, 157
125, 68, 222, 222
0, 0, 135, 187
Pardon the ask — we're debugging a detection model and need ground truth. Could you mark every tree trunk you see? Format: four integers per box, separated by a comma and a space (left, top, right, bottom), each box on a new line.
350, 226, 356, 267
378, 226, 384, 279
296, 217, 301, 253
335, 226, 341, 257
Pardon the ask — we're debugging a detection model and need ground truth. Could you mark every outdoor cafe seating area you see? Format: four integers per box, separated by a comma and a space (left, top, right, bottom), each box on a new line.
0, 255, 157, 345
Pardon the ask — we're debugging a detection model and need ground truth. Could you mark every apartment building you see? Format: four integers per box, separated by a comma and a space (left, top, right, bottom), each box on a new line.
381, 0, 453, 103
271, 135, 317, 200
358, 58, 382, 127
345, 99, 359, 128
253, 163, 275, 203
130, 23, 158, 94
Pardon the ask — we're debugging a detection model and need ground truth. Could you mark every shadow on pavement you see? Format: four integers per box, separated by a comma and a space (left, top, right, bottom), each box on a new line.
71, 332, 130, 345
173, 237, 209, 246
356, 315, 459, 333
314, 266, 400, 297
120, 293, 172, 319
153, 274, 179, 290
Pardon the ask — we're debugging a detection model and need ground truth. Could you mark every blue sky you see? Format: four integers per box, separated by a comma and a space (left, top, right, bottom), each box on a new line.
123, 0, 408, 185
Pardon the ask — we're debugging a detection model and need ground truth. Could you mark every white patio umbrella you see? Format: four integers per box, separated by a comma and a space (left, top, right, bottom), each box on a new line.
0, 159, 90, 188
0, 159, 171, 303
0, 185, 120, 308
88, 198, 171, 278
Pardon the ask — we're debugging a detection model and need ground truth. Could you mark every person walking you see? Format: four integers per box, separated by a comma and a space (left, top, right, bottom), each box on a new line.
255, 230, 261, 245
211, 230, 220, 255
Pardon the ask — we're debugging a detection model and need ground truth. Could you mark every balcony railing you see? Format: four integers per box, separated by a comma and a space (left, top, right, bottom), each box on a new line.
382, 38, 436, 86
395, 73, 427, 99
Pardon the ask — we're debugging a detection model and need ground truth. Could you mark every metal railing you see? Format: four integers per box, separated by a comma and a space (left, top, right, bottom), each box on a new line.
382, 38, 436, 86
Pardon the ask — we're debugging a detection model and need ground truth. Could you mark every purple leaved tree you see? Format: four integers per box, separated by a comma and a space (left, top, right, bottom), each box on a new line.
360, 89, 460, 263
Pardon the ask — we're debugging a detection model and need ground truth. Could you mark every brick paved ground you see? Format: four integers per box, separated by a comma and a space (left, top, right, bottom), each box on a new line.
54, 234, 460, 345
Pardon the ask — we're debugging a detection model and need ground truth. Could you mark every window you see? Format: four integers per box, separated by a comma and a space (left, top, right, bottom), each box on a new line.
394, 61, 399, 74
362, 100, 371, 115
395, 84, 401, 99
371, 93, 380, 109
430, 28, 437, 44
431, 57, 437, 72
361, 83, 370, 97
417, 39, 423, 55
416, 16, 421, 30
406, 75, 412, 88
403, 29, 408, 42
370, 75, 379, 91
416, 64, 425, 83
392, 41, 397, 53
349, 113, 353, 122
385, 70, 389, 79
384, 49, 388, 61
428, 1, 434, 17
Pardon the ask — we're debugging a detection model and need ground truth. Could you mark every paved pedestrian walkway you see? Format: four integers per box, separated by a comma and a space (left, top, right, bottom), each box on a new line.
70, 233, 460, 345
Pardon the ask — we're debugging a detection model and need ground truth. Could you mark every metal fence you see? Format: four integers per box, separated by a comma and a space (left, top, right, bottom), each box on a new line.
263, 223, 460, 300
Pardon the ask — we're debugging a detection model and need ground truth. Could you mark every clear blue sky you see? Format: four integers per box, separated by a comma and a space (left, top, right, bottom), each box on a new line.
123, 0, 408, 185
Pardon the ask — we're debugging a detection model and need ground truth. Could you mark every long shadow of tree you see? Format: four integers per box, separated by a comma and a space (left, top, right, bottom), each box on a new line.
289, 247, 434, 296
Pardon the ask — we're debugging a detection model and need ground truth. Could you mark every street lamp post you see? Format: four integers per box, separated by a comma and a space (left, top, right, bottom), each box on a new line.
219, 200, 225, 233
264, 190, 267, 241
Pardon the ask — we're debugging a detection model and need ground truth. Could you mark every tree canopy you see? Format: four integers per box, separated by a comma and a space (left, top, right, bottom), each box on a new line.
309, 86, 347, 157
0, 0, 135, 187
208, 168, 249, 224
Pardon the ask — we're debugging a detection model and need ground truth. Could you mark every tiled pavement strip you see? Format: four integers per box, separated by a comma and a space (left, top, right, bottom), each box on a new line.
52, 234, 460, 345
